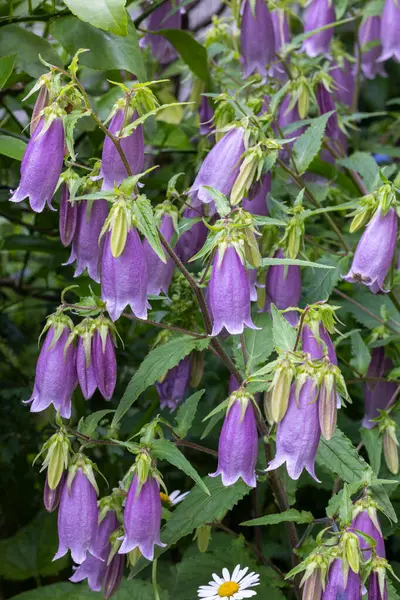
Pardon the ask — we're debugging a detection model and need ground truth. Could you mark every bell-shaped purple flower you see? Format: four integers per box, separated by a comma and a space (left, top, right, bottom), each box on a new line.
70, 510, 118, 592
188, 128, 245, 205
101, 228, 149, 322
363, 348, 396, 428
103, 554, 125, 599
344, 207, 398, 294
369, 573, 388, 600
100, 109, 144, 191
76, 335, 97, 401
331, 59, 355, 107
92, 328, 117, 401
242, 173, 271, 216
302, 323, 337, 364
44, 472, 65, 513
66, 200, 108, 283
379, 0, 400, 63
263, 249, 301, 326
10, 117, 64, 213
210, 396, 258, 487
240, 0, 276, 78
156, 356, 191, 411
358, 17, 386, 79
278, 94, 300, 131
26, 325, 77, 419
140, 0, 182, 64
59, 183, 77, 247
352, 510, 385, 559
175, 201, 208, 263
54, 468, 99, 565
267, 380, 321, 481
323, 559, 362, 600
316, 83, 340, 139
272, 9, 290, 53
199, 96, 214, 136
119, 475, 166, 560
143, 214, 175, 296
302, 0, 335, 58
208, 245, 257, 336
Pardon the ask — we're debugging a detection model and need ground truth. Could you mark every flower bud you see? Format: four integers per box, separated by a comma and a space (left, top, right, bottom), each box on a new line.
194, 525, 212, 553
103, 554, 125, 599
270, 362, 294, 423
382, 420, 399, 475
323, 558, 361, 599
240, 0, 276, 79
318, 371, 337, 441
302, 568, 323, 600
231, 149, 261, 207
342, 531, 360, 574
144, 211, 176, 296
214, 102, 236, 141
92, 319, 117, 401
75, 320, 97, 401
156, 356, 191, 412
30, 83, 50, 136
44, 472, 65, 512
134, 87, 158, 116
190, 351, 204, 388
59, 183, 78, 247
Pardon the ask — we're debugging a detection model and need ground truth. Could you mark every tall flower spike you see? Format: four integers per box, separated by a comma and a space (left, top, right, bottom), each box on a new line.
65, 199, 108, 283
101, 228, 149, 322
344, 207, 398, 294
188, 127, 245, 205
156, 356, 191, 412
59, 183, 78, 247
119, 474, 166, 560
302, 0, 335, 58
363, 348, 396, 428
379, 0, 400, 63
263, 249, 301, 326
10, 115, 64, 213
140, 0, 182, 65
240, 0, 276, 79
210, 391, 258, 488
143, 213, 175, 296
208, 245, 257, 336
92, 320, 117, 401
54, 465, 99, 565
322, 559, 362, 600
358, 17, 386, 80
242, 173, 270, 216
267, 380, 321, 481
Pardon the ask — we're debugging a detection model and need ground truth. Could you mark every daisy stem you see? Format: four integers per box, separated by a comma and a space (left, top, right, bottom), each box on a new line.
152, 559, 161, 600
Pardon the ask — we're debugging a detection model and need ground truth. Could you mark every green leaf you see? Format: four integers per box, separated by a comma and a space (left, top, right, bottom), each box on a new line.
112, 336, 210, 427
151, 438, 209, 495
63, 0, 128, 36
0, 26, 62, 78
174, 389, 205, 438
202, 187, 230, 217
338, 483, 353, 525
0, 135, 27, 161
50, 16, 146, 81
242, 312, 274, 375
241, 509, 314, 526
271, 303, 297, 352
370, 483, 398, 523
302, 254, 350, 304
261, 257, 335, 269
293, 112, 334, 174
132, 195, 166, 262
0, 53, 16, 90
361, 427, 382, 476
350, 331, 371, 376
387, 578, 400, 600
157, 29, 209, 82
77, 409, 114, 438
326, 483, 362, 518
337, 152, 379, 192
316, 428, 370, 483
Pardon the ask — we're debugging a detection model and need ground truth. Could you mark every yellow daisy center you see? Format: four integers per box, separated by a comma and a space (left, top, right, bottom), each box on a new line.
218, 581, 240, 597
159, 492, 172, 507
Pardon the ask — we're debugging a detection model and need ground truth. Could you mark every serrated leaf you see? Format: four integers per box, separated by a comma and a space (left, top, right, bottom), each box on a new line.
151, 438, 209, 496
241, 509, 314, 526
202, 187, 230, 217
293, 112, 334, 174
63, 0, 128, 36
326, 483, 362, 518
317, 428, 370, 483
112, 336, 210, 427
242, 312, 274, 375
261, 257, 335, 269
370, 483, 398, 523
0, 53, 16, 90
302, 254, 350, 304
132, 195, 166, 262
387, 578, 400, 600
350, 331, 371, 376
271, 303, 297, 352
361, 427, 382, 476
77, 409, 115, 438
174, 389, 205, 438
337, 152, 379, 192
338, 483, 353, 525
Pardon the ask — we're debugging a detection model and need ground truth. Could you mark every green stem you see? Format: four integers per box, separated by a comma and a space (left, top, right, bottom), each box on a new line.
389, 290, 400, 315
152, 559, 161, 600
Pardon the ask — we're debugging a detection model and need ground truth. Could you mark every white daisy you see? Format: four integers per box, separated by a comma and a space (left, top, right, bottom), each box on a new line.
197, 565, 260, 599
160, 489, 189, 507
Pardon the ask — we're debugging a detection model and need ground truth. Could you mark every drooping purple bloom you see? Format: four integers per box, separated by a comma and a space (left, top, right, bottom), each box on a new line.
103, 554, 125, 599
242, 173, 271, 216
210, 397, 258, 487
101, 228, 149, 322
263, 249, 301, 326
379, 0, 400, 63
358, 17, 386, 79
143, 214, 175, 296
199, 96, 214, 136
119, 475, 166, 560
92, 329, 117, 401
322, 559, 362, 600
302, 323, 337, 364
59, 183, 77, 247
140, 0, 182, 64
352, 510, 385, 558
240, 0, 276, 78
369, 574, 388, 600
175, 201, 208, 263
10, 118, 64, 213
100, 109, 144, 191
272, 9, 290, 53
188, 128, 245, 205
316, 83, 340, 139
65, 200, 108, 283
331, 59, 355, 107
76, 335, 97, 401
208, 245, 257, 336
278, 94, 301, 131
363, 348, 396, 428
26, 325, 77, 419
156, 356, 191, 411
54, 468, 99, 565
267, 380, 321, 481
302, 0, 335, 58
344, 207, 398, 293
44, 472, 65, 513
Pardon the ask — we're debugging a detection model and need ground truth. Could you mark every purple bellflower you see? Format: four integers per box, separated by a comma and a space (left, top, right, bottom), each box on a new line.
272, 9, 290, 53
66, 199, 108, 283
210, 393, 258, 488
331, 59, 355, 107
242, 173, 270, 216
188, 127, 245, 205
59, 183, 77, 247
358, 17, 386, 79
267, 380, 321, 481
263, 249, 301, 326
369, 575, 388, 600
175, 200, 208, 263
44, 472, 65, 513
302, 323, 337, 365
240, 0, 276, 78
352, 510, 385, 559
92, 326, 117, 401
344, 207, 398, 294
10, 117, 64, 213
208, 245, 257, 336
302, 0, 335, 58
379, 0, 400, 63
322, 559, 362, 600
316, 82, 340, 139
156, 356, 191, 411
76, 334, 97, 401
363, 348, 396, 428
143, 214, 175, 296
100, 108, 144, 191
199, 96, 214, 136
54, 467, 99, 565
101, 228, 149, 322
103, 554, 125, 600
119, 475, 166, 560
140, 0, 182, 65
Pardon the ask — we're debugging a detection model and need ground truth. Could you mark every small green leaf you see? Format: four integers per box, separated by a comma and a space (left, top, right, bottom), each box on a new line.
132, 195, 166, 262
317, 428, 371, 483
0, 135, 27, 161
350, 331, 371, 376
77, 409, 115, 438
337, 152, 379, 192
157, 29, 209, 82
370, 483, 398, 523
202, 187, 231, 217
242, 312, 274, 375
174, 389, 205, 438
0, 54, 16, 90
63, 0, 128, 36
338, 483, 353, 525
293, 112, 334, 174
151, 438, 209, 495
241, 509, 314, 526
271, 304, 297, 352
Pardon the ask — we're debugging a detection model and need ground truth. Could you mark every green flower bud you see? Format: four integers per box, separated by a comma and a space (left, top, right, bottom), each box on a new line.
318, 372, 337, 441
194, 525, 212, 553
214, 102, 236, 141
134, 87, 158, 116
298, 81, 309, 119
190, 351, 204, 388
302, 568, 323, 600
270, 362, 294, 423
342, 531, 360, 574
383, 420, 399, 475
40, 429, 71, 490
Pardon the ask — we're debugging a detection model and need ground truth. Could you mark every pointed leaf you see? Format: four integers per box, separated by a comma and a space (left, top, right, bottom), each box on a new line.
132, 195, 166, 262
174, 389, 205, 438
293, 112, 334, 174
63, 0, 128, 36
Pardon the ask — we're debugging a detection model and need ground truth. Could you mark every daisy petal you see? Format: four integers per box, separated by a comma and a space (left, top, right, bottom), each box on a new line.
222, 568, 231, 581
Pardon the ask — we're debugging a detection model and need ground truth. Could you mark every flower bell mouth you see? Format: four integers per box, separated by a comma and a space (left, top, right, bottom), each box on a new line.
217, 581, 240, 597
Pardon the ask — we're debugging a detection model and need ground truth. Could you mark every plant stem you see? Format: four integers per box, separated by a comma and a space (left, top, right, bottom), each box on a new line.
122, 312, 206, 339
333, 288, 400, 333
152, 559, 161, 600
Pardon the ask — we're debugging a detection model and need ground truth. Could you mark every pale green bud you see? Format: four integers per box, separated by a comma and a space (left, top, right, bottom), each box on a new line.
342, 531, 360, 574
194, 525, 212, 553
383, 421, 399, 475
270, 363, 294, 423
318, 372, 337, 441
40, 430, 71, 490
134, 87, 158, 116
298, 81, 309, 119
302, 569, 323, 600
231, 153, 260, 207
